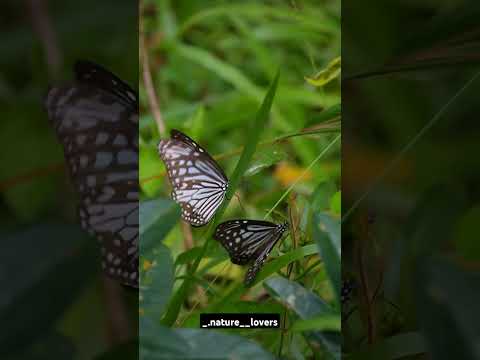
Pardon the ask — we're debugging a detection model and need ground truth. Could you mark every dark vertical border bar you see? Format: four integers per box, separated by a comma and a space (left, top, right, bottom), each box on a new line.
342, 0, 480, 358
0, 1, 138, 358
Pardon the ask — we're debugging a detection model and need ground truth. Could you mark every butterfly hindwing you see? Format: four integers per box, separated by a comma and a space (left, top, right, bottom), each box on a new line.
74, 60, 138, 111
158, 130, 228, 227
214, 220, 288, 285
45, 61, 139, 287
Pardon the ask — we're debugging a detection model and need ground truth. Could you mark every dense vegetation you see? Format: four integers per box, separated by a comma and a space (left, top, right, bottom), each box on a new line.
139, 1, 341, 358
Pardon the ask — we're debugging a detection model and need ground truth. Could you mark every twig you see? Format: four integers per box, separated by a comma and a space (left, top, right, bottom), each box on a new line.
102, 276, 132, 345
140, 27, 166, 137
0, 163, 63, 191
181, 222, 194, 250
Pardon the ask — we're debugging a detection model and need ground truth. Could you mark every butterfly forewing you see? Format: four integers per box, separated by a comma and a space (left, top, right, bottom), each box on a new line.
214, 220, 288, 285
158, 130, 228, 227
45, 61, 139, 287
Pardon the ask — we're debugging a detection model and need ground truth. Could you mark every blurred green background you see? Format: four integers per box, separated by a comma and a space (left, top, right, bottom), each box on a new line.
0, 1, 137, 359
139, 0, 341, 359
343, 0, 480, 358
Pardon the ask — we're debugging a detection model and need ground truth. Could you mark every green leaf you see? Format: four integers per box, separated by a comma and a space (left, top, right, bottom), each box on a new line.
244, 145, 287, 177
0, 224, 96, 358
330, 191, 341, 215
174, 43, 263, 101
265, 277, 334, 320
264, 277, 340, 358
314, 213, 341, 303
252, 244, 318, 285
311, 182, 337, 212
139, 198, 181, 253
307, 104, 341, 126
140, 320, 275, 359
291, 314, 341, 332
161, 71, 280, 326
139, 199, 179, 319
140, 242, 174, 320
305, 57, 341, 87
178, 4, 334, 36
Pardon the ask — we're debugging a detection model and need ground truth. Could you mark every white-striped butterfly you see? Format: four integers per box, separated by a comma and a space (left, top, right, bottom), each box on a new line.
158, 130, 228, 227
214, 220, 289, 285
45, 60, 139, 287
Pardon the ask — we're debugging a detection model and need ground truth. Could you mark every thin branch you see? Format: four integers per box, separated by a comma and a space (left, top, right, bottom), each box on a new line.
102, 276, 132, 345
140, 27, 166, 137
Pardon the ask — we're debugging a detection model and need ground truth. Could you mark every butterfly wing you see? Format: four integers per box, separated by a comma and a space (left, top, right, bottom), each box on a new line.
45, 61, 139, 287
214, 220, 288, 285
158, 130, 228, 227
244, 225, 287, 286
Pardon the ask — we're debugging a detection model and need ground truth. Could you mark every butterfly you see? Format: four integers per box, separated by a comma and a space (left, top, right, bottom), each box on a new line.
45, 60, 139, 288
214, 220, 289, 286
158, 130, 228, 227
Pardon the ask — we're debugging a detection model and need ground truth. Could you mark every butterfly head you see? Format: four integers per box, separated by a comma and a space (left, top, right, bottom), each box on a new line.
278, 221, 289, 233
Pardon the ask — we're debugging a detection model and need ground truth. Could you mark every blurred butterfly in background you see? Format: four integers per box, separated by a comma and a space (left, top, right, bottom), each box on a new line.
45, 60, 139, 288
214, 220, 289, 286
158, 129, 228, 227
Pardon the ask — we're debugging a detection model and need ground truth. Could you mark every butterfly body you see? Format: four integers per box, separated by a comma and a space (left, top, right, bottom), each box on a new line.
214, 220, 288, 285
45, 61, 139, 287
158, 130, 228, 227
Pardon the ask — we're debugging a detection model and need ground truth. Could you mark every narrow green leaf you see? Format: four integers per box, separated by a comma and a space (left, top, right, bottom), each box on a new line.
305, 57, 341, 87
141, 320, 275, 359
313, 213, 341, 304
0, 224, 96, 357
139, 199, 179, 319
330, 191, 341, 215
139, 198, 181, 253
140, 242, 174, 320
291, 314, 341, 332
244, 145, 287, 177
178, 4, 334, 36
252, 244, 318, 285
264, 277, 340, 358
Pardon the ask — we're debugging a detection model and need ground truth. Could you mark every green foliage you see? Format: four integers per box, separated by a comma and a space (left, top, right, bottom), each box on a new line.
0, 1, 139, 357
140, 0, 340, 357
141, 319, 276, 359
0, 225, 96, 358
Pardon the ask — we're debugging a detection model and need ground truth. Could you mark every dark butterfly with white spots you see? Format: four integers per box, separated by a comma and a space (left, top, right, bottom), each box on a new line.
45, 60, 139, 287
158, 130, 228, 227
214, 220, 289, 286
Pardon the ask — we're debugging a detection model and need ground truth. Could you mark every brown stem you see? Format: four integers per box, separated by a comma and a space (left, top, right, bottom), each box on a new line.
27, 0, 62, 79
139, 24, 166, 136
102, 275, 132, 345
